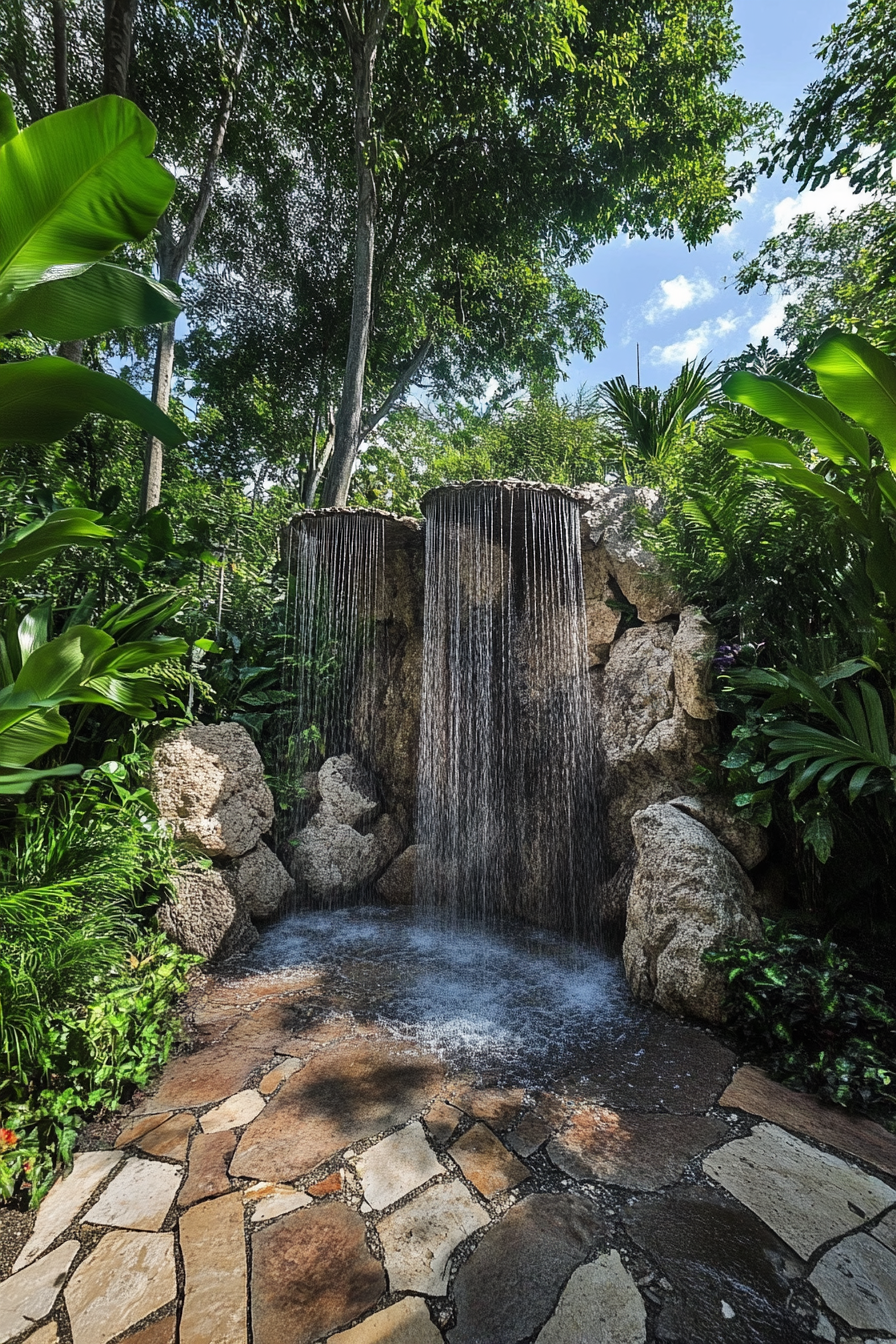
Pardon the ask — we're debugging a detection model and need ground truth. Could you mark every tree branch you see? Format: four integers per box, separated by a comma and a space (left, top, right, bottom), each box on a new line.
363, 334, 433, 437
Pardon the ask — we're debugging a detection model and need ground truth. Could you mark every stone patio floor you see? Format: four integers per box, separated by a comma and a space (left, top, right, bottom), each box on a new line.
2, 964, 896, 1344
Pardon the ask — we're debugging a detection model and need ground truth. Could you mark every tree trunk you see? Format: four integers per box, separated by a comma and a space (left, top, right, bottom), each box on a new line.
51, 0, 69, 110
304, 407, 336, 508
103, 0, 138, 97
321, 10, 387, 507
139, 318, 175, 513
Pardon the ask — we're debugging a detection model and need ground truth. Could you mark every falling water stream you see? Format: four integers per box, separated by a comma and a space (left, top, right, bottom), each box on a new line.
415, 483, 603, 940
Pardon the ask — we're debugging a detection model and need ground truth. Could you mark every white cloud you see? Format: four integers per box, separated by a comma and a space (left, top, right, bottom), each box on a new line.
644, 274, 716, 323
649, 314, 743, 366
749, 295, 790, 344
770, 175, 876, 236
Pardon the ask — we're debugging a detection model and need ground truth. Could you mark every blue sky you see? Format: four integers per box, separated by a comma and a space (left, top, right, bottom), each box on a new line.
563, 0, 862, 391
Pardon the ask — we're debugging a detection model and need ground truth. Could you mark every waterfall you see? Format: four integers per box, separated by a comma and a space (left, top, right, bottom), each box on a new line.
415, 482, 603, 941
279, 511, 385, 824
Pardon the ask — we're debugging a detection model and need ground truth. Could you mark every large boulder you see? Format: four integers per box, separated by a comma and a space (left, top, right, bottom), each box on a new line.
668, 796, 769, 872
150, 722, 274, 858
583, 484, 679, 623
157, 864, 257, 961
672, 607, 717, 721
623, 804, 762, 1023
292, 812, 404, 903
595, 622, 716, 862
318, 754, 379, 827
376, 844, 419, 905
229, 841, 296, 920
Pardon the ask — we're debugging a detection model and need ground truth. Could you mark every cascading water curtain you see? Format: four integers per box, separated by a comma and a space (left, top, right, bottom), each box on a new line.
279, 513, 385, 834
415, 485, 604, 942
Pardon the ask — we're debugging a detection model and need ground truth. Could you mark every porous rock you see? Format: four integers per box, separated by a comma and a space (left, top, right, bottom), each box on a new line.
668, 796, 769, 872
595, 623, 716, 862
150, 722, 274, 857
376, 844, 418, 904
229, 842, 295, 920
582, 484, 679, 623
292, 812, 403, 902
157, 863, 257, 961
317, 754, 379, 827
623, 803, 761, 1023
671, 606, 717, 720
581, 545, 620, 667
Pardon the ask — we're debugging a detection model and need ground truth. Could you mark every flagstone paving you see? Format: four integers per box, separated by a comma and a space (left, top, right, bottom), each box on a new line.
2, 967, 896, 1343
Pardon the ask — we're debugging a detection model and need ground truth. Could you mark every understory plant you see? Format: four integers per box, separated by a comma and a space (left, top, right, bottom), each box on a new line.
706, 922, 896, 1115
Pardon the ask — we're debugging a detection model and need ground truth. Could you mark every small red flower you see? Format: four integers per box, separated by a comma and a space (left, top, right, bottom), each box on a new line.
0, 1128, 18, 1153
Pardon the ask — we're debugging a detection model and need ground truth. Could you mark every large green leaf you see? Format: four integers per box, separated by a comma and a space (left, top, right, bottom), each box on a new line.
0, 264, 181, 340
723, 370, 870, 467
0, 704, 70, 767
0, 508, 111, 581
0, 92, 18, 150
725, 438, 868, 530
0, 357, 185, 446
0, 763, 83, 796
10, 625, 113, 700
806, 330, 896, 470
0, 95, 175, 295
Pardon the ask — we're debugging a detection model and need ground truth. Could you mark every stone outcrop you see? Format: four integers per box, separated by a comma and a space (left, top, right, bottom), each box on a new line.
671, 606, 717, 720
668, 795, 769, 872
291, 756, 404, 903
157, 864, 257, 961
229, 842, 295, 920
623, 803, 762, 1023
594, 622, 716, 863
582, 484, 679, 624
150, 722, 274, 858
376, 845, 419, 904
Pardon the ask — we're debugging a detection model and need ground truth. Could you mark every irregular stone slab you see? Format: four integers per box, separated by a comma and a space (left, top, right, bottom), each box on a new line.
231, 1039, 444, 1183
259, 1058, 305, 1096
134, 1042, 270, 1114
179, 1192, 247, 1344
64, 1231, 176, 1344
810, 1232, 896, 1332
535, 1251, 646, 1344
873, 1209, 896, 1253
721, 1064, 896, 1178
449, 1193, 605, 1344
137, 1111, 195, 1161
378, 1179, 490, 1294
83, 1158, 182, 1231
0, 1241, 78, 1344
508, 1113, 553, 1158
251, 1204, 386, 1344
703, 1122, 896, 1260
119, 1317, 176, 1343
356, 1122, 445, 1210
624, 1185, 800, 1344
150, 721, 274, 857
424, 1100, 463, 1143
330, 1296, 443, 1343
200, 1090, 265, 1133
115, 1112, 174, 1149
450, 1124, 532, 1198
13, 1151, 122, 1271
23, 1326, 58, 1344
447, 1086, 526, 1131
179, 1130, 236, 1207
251, 1193, 314, 1225
548, 1108, 726, 1191
251, 1190, 314, 1222
307, 1170, 342, 1197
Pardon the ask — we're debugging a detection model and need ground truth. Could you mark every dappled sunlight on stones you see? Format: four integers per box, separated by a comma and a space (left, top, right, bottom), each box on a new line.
448, 1192, 605, 1344
64, 1231, 176, 1344
378, 1180, 490, 1294
703, 1123, 896, 1260
230, 1038, 444, 1183
424, 1100, 463, 1143
251, 1204, 385, 1344
447, 1085, 527, 1131
136, 1111, 195, 1161
449, 1124, 532, 1198
548, 1107, 726, 1191
329, 1296, 444, 1343
82, 1158, 182, 1231
200, 1090, 265, 1132
115, 1113, 174, 1149
259, 1057, 305, 1094
810, 1232, 896, 1333
355, 1122, 445, 1210
13, 1151, 121, 1271
179, 1192, 247, 1344
0, 1241, 78, 1344
132, 1042, 270, 1113
535, 1251, 646, 1344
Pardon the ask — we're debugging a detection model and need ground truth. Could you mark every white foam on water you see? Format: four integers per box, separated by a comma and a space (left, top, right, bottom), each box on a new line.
244, 905, 633, 1076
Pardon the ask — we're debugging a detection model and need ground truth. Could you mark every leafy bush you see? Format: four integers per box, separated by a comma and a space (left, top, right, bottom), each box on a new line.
706, 921, 896, 1114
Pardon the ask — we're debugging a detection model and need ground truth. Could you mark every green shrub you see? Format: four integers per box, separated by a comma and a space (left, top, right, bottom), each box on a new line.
706, 921, 896, 1114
